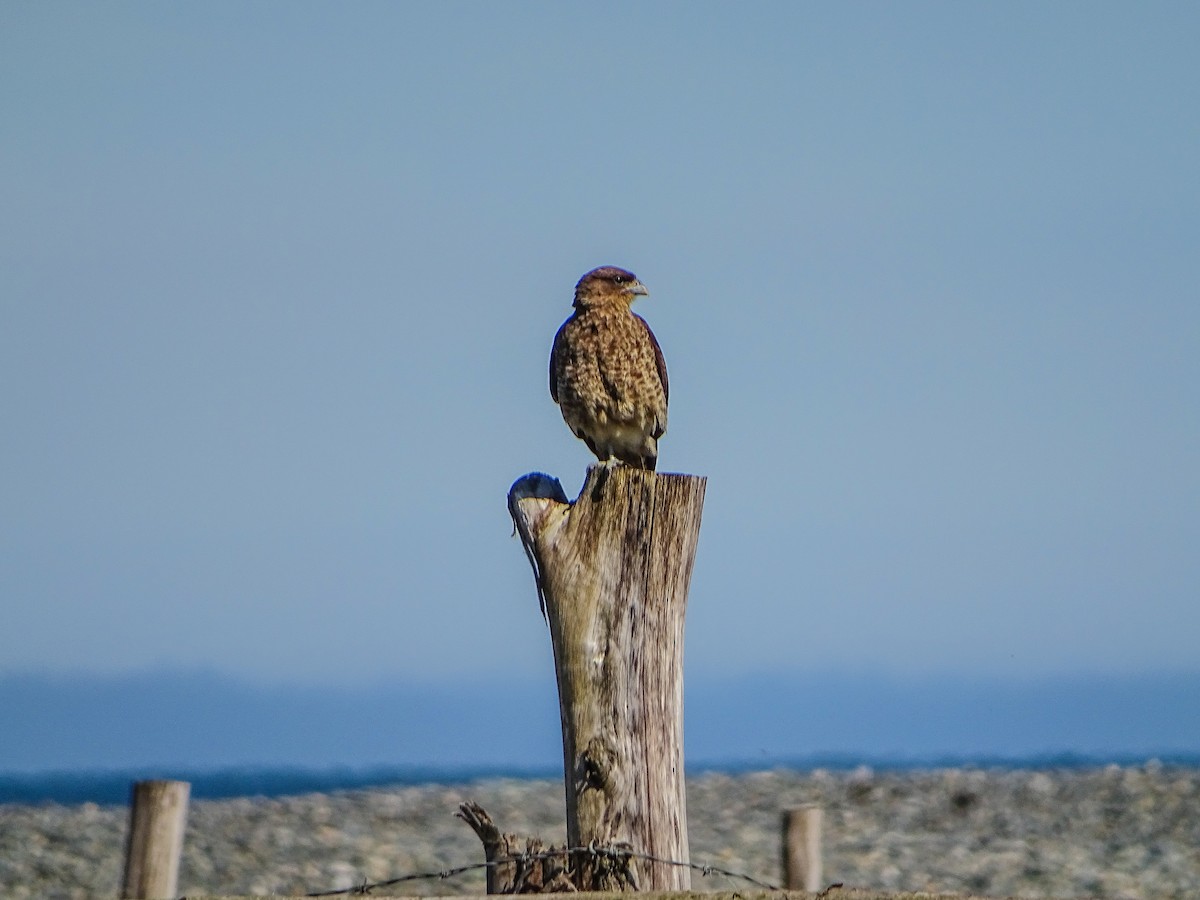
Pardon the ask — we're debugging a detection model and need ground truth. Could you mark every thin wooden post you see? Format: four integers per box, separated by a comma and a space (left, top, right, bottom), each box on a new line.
508, 466, 706, 891
121, 779, 190, 900
782, 805, 824, 892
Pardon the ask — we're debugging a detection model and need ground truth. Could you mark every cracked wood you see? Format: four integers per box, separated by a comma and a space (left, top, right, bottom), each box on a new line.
508, 466, 706, 891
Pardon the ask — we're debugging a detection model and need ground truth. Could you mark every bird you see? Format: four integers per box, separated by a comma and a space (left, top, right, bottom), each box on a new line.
549, 265, 669, 471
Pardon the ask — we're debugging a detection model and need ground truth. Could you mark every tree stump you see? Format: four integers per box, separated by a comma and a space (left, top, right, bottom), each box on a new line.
507, 465, 706, 890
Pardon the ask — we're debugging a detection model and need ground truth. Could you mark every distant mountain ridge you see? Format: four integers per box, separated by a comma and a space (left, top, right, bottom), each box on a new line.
4, 669, 1198, 783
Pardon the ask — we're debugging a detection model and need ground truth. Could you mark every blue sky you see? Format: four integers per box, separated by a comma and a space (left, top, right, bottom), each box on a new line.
2, 3, 1197, 688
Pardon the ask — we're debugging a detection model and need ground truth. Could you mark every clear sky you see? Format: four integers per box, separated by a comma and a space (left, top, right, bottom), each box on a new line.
2, 2, 1197, 687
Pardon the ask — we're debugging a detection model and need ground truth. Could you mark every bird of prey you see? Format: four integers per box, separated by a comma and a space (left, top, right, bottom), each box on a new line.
549, 265, 669, 471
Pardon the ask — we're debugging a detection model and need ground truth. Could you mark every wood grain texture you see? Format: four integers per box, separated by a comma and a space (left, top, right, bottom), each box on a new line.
457, 802, 577, 893
509, 465, 706, 890
121, 779, 190, 899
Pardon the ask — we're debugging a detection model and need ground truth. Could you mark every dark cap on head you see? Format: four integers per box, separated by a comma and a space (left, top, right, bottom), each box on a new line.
576, 265, 641, 291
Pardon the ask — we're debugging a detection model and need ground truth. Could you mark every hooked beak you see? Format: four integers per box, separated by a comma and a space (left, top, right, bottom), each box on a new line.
625, 280, 649, 297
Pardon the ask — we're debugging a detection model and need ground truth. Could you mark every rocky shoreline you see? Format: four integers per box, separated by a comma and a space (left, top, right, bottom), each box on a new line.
1, 764, 1197, 899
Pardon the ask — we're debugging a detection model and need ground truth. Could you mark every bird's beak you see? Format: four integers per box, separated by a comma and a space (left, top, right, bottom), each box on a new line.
626, 280, 649, 296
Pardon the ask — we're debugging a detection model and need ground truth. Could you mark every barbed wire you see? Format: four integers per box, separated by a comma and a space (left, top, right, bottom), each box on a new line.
306, 842, 781, 896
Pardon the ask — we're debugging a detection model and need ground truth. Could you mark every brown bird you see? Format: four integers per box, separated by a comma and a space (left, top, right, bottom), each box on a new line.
550, 265, 669, 470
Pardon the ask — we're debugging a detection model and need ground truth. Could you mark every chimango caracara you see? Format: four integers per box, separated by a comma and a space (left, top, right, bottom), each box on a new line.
549, 265, 669, 470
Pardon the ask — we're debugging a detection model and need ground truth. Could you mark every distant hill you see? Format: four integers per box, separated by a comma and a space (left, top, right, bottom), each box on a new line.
3, 668, 1198, 787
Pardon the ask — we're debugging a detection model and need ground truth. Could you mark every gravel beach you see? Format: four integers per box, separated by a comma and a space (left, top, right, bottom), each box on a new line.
2, 764, 1197, 899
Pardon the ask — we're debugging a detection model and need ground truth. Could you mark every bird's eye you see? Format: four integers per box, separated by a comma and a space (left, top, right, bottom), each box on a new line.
613, 275, 625, 283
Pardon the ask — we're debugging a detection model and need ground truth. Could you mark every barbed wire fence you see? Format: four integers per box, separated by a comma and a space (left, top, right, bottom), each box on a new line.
306, 842, 782, 897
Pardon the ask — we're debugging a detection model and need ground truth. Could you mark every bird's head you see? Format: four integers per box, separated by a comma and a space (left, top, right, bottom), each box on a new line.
573, 265, 648, 309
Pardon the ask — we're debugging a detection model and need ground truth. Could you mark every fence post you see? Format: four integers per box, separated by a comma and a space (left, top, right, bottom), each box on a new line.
509, 466, 706, 890
121, 779, 190, 900
782, 805, 823, 892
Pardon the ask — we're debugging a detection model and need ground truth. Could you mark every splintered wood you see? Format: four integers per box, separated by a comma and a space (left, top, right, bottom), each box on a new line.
503, 466, 706, 891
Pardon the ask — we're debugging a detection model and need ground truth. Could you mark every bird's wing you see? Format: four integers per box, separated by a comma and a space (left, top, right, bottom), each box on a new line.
549, 323, 565, 403
636, 314, 669, 404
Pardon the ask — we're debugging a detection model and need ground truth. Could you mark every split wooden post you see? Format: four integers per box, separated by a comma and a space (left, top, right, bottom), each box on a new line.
120, 779, 190, 900
782, 805, 824, 892
508, 466, 706, 891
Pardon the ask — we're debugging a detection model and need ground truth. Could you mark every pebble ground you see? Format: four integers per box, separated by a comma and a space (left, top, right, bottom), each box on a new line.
1, 764, 1197, 899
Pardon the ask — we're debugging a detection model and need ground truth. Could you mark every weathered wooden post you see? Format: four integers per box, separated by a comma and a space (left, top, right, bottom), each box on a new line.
121, 779, 190, 899
782, 805, 824, 892
507, 465, 706, 891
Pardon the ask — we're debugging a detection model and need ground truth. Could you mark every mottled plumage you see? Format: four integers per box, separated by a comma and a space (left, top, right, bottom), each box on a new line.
550, 266, 669, 470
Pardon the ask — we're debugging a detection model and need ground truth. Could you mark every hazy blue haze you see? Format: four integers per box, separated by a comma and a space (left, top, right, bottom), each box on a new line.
1, 3, 1197, 772
3, 668, 1199, 802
